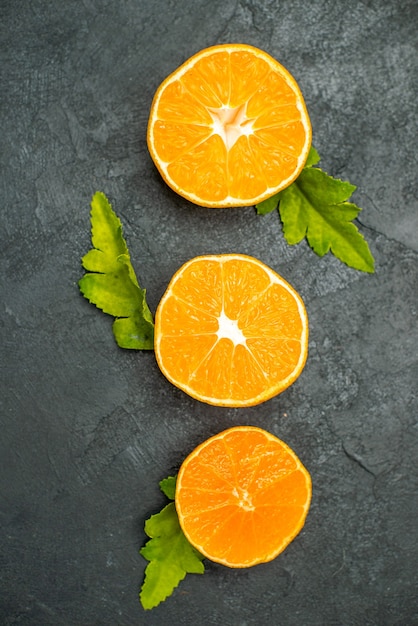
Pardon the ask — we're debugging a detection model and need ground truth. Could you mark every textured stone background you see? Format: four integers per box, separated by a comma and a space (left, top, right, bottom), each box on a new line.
1, 1, 417, 624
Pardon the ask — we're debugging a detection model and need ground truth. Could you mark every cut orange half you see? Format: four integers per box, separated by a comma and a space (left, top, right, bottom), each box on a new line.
176, 426, 312, 568
154, 254, 308, 407
147, 43, 312, 207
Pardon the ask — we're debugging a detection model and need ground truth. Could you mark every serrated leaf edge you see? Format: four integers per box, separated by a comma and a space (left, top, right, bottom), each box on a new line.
79, 192, 155, 347
255, 148, 375, 272
278, 167, 375, 272
139, 479, 204, 610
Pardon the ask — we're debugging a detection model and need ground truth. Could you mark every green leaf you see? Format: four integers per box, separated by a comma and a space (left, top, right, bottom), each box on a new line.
255, 192, 280, 215
256, 146, 375, 273
279, 167, 375, 273
140, 501, 205, 610
159, 475, 177, 500
304, 145, 321, 168
78, 192, 155, 349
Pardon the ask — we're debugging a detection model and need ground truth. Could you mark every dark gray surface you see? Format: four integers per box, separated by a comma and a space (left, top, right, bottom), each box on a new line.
1, 1, 417, 624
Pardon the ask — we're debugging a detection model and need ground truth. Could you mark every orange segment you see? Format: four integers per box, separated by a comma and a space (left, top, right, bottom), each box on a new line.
154, 254, 308, 407
181, 50, 231, 106
156, 80, 213, 124
175, 426, 312, 568
246, 69, 296, 117
248, 135, 299, 188
148, 44, 311, 207
228, 49, 271, 106
227, 137, 267, 199
152, 121, 213, 163
166, 134, 228, 204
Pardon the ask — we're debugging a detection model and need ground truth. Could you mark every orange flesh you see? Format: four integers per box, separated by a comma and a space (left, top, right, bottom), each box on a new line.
176, 426, 312, 567
148, 45, 311, 207
154, 254, 308, 407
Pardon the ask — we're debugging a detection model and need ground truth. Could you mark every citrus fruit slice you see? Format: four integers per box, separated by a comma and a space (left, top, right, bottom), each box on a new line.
154, 254, 308, 407
147, 43, 312, 208
175, 425, 312, 568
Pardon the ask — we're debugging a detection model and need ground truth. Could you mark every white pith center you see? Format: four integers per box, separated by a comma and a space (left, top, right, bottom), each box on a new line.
216, 310, 246, 345
208, 104, 255, 150
232, 487, 255, 511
